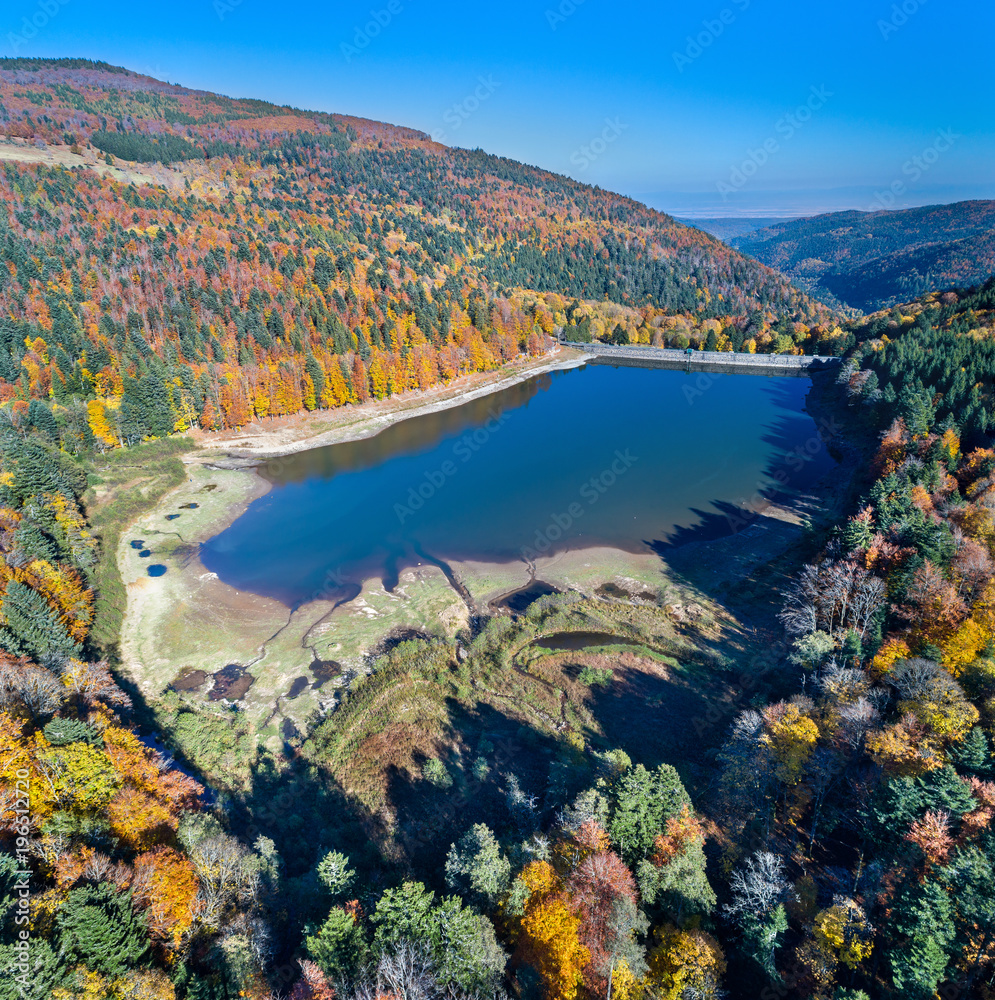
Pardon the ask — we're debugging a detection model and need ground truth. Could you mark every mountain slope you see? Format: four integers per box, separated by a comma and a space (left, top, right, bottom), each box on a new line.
732, 200, 995, 313
0, 58, 843, 442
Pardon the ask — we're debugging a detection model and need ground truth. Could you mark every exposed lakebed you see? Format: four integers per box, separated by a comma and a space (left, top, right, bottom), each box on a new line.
200, 363, 835, 606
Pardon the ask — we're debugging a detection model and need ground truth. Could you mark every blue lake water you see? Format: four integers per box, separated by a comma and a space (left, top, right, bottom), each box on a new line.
200, 362, 835, 606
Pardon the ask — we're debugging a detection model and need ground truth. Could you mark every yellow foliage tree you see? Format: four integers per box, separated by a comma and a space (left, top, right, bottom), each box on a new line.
515, 862, 590, 1000
38, 741, 120, 816
107, 787, 176, 850
611, 957, 637, 1000
866, 714, 944, 777
645, 926, 726, 1000
133, 847, 203, 949
870, 637, 911, 678
812, 899, 873, 970
761, 703, 819, 785
52, 966, 176, 999
87, 398, 118, 447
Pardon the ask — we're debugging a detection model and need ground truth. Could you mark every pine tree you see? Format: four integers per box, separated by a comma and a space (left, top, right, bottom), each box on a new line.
56, 885, 151, 977
0, 937, 63, 1000
445, 823, 511, 909
306, 907, 369, 981
608, 764, 690, 866
950, 727, 992, 776
0, 581, 81, 659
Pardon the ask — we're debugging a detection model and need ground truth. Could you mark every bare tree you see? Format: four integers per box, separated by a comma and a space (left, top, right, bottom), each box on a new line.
779, 564, 820, 637
349, 945, 441, 1000
836, 697, 880, 751
814, 662, 869, 706
0, 660, 63, 718
718, 712, 776, 841
952, 535, 993, 602
888, 657, 965, 707
849, 572, 886, 640
780, 560, 886, 641
59, 659, 131, 710
191, 834, 261, 932
724, 852, 792, 921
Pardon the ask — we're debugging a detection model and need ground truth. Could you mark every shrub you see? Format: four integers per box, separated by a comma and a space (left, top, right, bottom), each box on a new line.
423, 758, 453, 789
579, 667, 613, 687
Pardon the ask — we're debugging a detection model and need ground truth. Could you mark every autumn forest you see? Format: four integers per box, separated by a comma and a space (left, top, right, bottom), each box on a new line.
1, 55, 995, 1000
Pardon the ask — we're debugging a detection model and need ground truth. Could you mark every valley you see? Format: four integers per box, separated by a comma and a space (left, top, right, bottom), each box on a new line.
1, 52, 994, 1000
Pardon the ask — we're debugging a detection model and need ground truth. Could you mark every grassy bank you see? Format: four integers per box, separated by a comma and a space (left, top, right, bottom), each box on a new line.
300, 592, 739, 830
85, 437, 194, 655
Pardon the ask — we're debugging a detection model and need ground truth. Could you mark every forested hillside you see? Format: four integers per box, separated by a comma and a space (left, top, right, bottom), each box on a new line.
0, 58, 844, 447
732, 201, 995, 313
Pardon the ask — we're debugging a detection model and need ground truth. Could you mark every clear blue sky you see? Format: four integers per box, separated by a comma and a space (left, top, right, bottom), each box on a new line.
6, 0, 993, 216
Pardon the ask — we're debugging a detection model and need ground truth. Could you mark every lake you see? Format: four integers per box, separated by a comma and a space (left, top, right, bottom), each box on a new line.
200, 362, 836, 606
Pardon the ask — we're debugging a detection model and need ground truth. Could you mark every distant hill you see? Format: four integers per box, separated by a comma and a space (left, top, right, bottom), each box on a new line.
731, 200, 995, 313
676, 216, 801, 241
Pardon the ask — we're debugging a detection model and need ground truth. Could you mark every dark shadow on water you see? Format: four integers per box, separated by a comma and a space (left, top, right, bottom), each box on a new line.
496, 581, 560, 613
532, 631, 645, 651
169, 668, 207, 692
208, 663, 254, 701
310, 658, 342, 688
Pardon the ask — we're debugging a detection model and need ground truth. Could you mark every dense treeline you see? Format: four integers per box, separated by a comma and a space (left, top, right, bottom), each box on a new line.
0, 420, 250, 999
704, 279, 995, 998
89, 129, 207, 164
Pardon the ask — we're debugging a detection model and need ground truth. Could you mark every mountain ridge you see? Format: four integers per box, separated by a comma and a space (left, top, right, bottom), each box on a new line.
731, 199, 995, 312
0, 58, 842, 442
